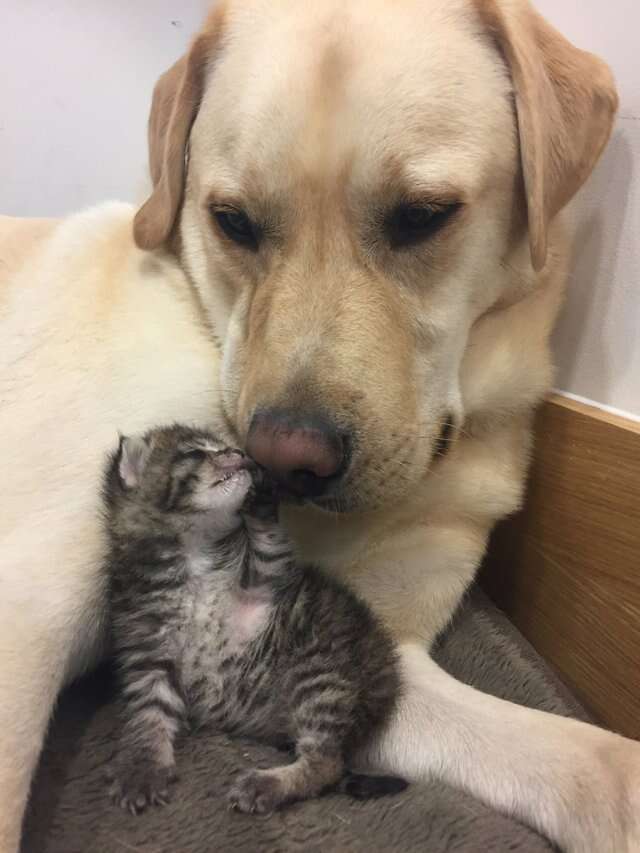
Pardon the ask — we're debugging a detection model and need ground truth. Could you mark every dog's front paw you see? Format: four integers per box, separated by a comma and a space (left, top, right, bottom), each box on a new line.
106, 759, 176, 815
228, 769, 286, 815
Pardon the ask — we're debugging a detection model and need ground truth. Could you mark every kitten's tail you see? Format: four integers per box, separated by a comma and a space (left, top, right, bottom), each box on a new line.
335, 771, 408, 799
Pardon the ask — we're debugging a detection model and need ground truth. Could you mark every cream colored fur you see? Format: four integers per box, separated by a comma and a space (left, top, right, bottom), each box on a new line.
1, 2, 638, 852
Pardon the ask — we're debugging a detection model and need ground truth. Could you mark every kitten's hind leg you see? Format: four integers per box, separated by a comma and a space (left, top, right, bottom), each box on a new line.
228, 739, 344, 814
229, 662, 355, 813
229, 662, 354, 813
107, 659, 185, 814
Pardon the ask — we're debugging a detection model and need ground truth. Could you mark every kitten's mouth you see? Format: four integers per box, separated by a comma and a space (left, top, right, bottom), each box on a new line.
210, 469, 249, 488
209, 450, 255, 489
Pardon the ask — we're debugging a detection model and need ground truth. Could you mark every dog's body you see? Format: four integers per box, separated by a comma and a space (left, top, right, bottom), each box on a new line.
1, 1, 638, 851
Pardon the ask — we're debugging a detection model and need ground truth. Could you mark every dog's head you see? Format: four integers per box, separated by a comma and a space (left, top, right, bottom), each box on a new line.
134, 0, 616, 512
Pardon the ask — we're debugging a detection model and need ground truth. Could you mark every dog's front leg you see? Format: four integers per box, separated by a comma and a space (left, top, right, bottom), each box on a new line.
341, 508, 640, 853
358, 642, 640, 853
0, 534, 106, 853
0, 639, 64, 853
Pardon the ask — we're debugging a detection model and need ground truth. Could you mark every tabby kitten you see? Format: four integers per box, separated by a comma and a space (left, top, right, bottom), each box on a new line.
103, 424, 404, 815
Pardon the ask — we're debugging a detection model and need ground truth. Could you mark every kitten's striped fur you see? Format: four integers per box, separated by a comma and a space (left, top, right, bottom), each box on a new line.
104, 424, 404, 815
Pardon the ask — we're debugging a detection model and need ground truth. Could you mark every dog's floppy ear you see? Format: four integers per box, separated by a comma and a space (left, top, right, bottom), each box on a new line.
475, 0, 618, 270
133, 7, 226, 250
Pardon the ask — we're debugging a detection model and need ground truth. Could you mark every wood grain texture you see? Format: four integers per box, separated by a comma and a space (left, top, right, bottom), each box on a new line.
481, 393, 640, 739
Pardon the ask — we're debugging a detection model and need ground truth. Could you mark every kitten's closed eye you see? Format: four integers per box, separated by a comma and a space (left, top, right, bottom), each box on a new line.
181, 449, 207, 462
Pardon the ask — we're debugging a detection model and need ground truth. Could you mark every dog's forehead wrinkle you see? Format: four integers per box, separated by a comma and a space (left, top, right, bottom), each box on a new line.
197, 0, 514, 203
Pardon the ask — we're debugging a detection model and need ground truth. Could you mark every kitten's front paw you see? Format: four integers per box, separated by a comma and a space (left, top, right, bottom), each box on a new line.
228, 769, 286, 815
106, 759, 176, 815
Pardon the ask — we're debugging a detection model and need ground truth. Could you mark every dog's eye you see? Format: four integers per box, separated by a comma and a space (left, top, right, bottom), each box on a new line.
212, 207, 260, 250
386, 202, 460, 249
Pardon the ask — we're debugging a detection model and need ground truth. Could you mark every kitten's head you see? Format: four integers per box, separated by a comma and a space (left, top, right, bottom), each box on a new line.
105, 424, 254, 535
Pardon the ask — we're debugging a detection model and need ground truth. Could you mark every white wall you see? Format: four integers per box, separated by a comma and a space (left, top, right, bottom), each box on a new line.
2, 1, 638, 417
1, 1, 209, 215
535, 0, 640, 419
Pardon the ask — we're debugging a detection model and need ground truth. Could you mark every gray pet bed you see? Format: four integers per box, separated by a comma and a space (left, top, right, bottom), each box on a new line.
22, 587, 587, 852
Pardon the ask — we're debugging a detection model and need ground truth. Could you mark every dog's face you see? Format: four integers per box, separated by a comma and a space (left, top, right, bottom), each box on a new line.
134, 0, 617, 512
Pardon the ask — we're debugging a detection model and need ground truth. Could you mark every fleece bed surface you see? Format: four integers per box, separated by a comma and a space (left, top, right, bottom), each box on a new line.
22, 587, 587, 853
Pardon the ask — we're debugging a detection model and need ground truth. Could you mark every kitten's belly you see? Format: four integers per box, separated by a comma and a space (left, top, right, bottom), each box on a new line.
181, 578, 281, 736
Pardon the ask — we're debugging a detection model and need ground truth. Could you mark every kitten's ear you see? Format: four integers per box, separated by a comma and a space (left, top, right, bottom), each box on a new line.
117, 435, 152, 489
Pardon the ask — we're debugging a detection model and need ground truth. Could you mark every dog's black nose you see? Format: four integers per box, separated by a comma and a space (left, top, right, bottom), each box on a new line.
246, 409, 348, 497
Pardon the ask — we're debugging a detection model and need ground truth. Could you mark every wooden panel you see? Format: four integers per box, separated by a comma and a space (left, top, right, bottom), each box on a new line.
481, 394, 640, 739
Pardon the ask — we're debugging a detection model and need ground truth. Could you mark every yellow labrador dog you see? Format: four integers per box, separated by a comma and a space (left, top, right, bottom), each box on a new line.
1, 1, 637, 851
